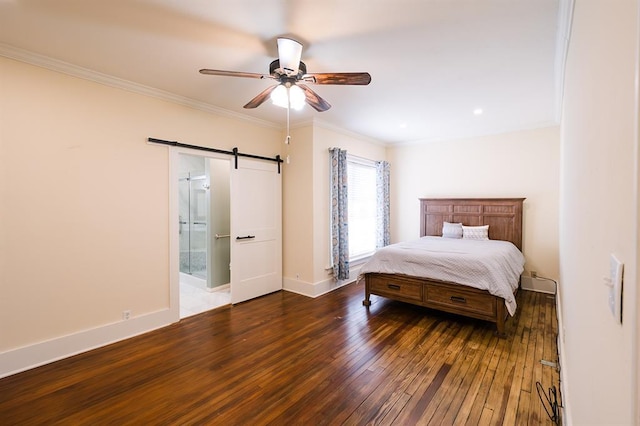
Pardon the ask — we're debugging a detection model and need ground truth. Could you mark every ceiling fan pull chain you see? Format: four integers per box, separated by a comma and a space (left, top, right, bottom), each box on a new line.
285, 91, 291, 145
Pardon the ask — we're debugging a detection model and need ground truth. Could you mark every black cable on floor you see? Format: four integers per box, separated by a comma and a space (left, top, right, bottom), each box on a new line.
536, 381, 560, 424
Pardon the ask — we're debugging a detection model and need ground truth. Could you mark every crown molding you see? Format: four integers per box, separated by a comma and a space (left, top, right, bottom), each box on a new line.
288, 117, 387, 146
0, 43, 280, 130
391, 121, 560, 148
308, 118, 388, 147
289, 118, 315, 130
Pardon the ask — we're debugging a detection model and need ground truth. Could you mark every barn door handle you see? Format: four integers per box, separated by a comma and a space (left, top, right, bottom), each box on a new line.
450, 296, 467, 304
236, 235, 256, 240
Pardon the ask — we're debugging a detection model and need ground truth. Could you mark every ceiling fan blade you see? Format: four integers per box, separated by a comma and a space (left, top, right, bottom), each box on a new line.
243, 85, 278, 109
304, 72, 371, 85
277, 38, 303, 76
199, 69, 271, 80
297, 84, 331, 112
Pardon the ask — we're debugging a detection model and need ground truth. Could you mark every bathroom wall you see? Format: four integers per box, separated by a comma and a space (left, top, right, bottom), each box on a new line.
208, 158, 231, 288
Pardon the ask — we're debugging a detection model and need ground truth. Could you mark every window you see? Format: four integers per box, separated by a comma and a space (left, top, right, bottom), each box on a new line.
347, 156, 377, 260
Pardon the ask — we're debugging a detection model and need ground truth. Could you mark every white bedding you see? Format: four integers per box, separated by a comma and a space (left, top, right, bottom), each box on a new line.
359, 236, 525, 315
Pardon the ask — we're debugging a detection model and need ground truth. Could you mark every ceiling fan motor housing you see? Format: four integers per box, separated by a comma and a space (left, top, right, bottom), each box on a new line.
269, 60, 307, 80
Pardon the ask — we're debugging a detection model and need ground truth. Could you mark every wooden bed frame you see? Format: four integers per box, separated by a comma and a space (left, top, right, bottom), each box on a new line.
362, 198, 525, 336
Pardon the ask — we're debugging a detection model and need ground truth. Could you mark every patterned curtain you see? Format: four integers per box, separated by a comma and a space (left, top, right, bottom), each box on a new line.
376, 161, 390, 249
330, 148, 349, 280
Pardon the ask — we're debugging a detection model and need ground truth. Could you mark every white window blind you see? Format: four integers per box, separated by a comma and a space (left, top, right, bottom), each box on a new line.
347, 156, 377, 260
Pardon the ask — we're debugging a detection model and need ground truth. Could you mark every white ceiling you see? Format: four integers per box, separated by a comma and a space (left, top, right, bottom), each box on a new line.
0, 0, 561, 144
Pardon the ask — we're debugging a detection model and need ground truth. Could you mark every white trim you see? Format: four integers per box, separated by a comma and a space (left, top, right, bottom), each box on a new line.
208, 283, 230, 293
553, 6, 575, 424
556, 282, 572, 426
169, 151, 181, 321
283, 265, 363, 298
633, 1, 640, 422
392, 121, 560, 147
311, 118, 388, 147
0, 43, 280, 131
283, 278, 353, 298
554, 0, 576, 122
520, 275, 557, 294
283, 276, 322, 297
0, 308, 175, 379
347, 153, 377, 167
349, 254, 374, 267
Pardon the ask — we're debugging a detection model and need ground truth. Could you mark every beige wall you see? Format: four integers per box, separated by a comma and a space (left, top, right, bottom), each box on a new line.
282, 125, 315, 283
0, 57, 281, 355
559, 1, 638, 424
282, 122, 386, 295
311, 125, 387, 284
387, 126, 560, 279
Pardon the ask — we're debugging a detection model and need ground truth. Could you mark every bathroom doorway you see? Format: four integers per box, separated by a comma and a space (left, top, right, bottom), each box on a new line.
178, 154, 231, 318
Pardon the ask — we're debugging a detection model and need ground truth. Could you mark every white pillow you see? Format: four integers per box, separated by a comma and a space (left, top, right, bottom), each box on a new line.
442, 222, 463, 239
462, 225, 489, 240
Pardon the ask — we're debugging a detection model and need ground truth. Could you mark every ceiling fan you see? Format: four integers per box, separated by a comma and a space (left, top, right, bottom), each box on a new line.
199, 38, 371, 112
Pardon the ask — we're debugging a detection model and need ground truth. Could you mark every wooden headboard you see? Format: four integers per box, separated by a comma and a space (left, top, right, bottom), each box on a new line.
419, 198, 525, 250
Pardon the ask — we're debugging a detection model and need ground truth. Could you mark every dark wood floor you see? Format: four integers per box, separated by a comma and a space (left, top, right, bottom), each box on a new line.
0, 281, 560, 425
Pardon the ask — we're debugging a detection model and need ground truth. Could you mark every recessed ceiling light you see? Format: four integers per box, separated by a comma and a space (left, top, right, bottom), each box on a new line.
473, 108, 483, 115
399, 123, 408, 128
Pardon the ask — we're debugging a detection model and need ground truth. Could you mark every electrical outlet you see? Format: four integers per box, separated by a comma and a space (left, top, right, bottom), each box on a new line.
531, 270, 537, 278
123, 310, 131, 320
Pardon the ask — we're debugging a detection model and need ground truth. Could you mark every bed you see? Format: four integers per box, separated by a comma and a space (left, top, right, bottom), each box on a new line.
361, 198, 525, 335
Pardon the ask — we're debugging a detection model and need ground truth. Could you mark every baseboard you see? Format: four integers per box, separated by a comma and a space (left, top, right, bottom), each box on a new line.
283, 276, 355, 298
207, 283, 230, 293
3, 269, 362, 379
521, 275, 558, 294
555, 283, 572, 425
282, 276, 316, 297
0, 308, 178, 379
283, 265, 362, 298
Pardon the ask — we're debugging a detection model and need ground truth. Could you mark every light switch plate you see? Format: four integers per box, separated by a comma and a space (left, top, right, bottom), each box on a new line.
609, 254, 623, 323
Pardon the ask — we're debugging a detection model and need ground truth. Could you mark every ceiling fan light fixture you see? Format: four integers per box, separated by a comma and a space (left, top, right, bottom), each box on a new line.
271, 84, 289, 108
277, 38, 303, 75
271, 84, 306, 111
289, 85, 305, 110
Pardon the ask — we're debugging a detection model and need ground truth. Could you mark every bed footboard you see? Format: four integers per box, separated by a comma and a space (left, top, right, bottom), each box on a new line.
363, 273, 513, 336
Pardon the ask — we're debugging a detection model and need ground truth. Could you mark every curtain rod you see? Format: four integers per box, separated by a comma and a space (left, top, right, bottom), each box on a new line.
148, 137, 282, 173
328, 147, 380, 165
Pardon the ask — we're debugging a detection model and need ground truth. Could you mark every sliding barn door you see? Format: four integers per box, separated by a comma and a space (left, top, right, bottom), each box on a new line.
230, 158, 282, 304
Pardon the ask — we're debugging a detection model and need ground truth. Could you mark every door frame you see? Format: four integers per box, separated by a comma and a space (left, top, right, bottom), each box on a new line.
169, 147, 231, 321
